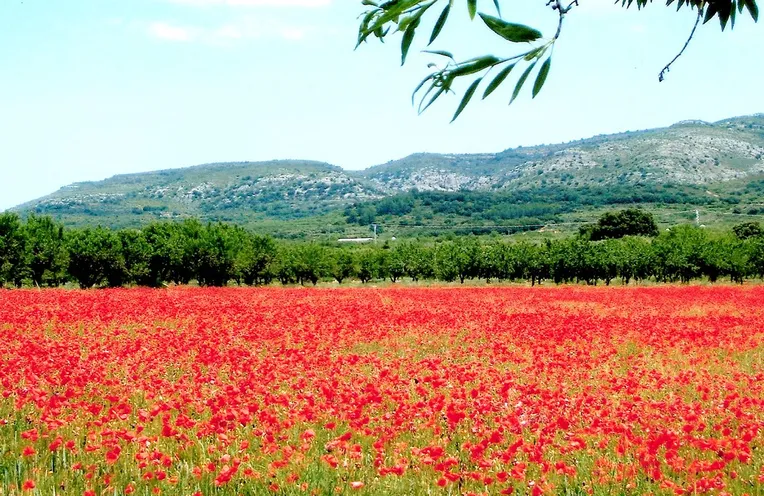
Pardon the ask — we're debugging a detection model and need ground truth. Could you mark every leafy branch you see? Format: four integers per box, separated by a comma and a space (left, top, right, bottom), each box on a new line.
615, 0, 757, 81
357, 0, 566, 121
357, 0, 758, 120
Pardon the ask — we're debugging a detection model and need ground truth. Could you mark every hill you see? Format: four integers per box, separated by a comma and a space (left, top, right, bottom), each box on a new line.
361, 114, 764, 192
15, 161, 384, 229
11, 114, 764, 237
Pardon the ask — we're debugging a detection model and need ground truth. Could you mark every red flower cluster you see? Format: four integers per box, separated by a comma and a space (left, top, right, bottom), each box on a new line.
0, 286, 761, 495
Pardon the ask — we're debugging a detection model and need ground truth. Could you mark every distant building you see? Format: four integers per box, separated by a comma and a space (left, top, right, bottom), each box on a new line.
338, 238, 374, 243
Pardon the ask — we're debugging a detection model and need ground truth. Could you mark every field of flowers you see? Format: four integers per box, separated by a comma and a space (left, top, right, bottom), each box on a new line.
0, 286, 762, 495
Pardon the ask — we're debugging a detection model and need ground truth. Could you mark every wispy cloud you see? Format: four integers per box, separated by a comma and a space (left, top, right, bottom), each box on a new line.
149, 22, 195, 42
146, 18, 320, 44
166, 0, 331, 6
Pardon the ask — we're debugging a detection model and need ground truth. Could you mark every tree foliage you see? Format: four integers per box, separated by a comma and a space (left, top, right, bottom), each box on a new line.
732, 221, 763, 239
0, 213, 26, 288
580, 208, 660, 240
1, 214, 764, 288
357, 0, 758, 119
66, 227, 125, 289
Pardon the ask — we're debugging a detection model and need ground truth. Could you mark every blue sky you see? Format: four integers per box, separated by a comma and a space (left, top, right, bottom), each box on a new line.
0, 0, 761, 210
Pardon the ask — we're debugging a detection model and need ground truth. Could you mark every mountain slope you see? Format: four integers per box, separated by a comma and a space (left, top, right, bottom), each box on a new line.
12, 114, 764, 231
16, 161, 384, 227
361, 115, 764, 192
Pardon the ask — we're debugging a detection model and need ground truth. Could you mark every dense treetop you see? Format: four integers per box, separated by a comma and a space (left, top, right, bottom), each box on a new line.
2, 211, 764, 289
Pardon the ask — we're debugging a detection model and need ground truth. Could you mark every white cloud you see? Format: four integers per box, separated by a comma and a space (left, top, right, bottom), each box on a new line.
166, 0, 331, 6
146, 18, 323, 44
149, 22, 195, 42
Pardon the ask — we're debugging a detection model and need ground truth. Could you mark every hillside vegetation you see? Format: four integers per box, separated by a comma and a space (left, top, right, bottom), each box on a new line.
12, 114, 764, 237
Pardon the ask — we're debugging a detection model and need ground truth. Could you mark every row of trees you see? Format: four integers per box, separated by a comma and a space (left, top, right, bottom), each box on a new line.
2, 212, 764, 288
341, 228, 758, 286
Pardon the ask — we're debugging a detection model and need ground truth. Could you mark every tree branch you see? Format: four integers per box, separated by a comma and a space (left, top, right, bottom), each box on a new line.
659, 8, 703, 82
547, 0, 579, 40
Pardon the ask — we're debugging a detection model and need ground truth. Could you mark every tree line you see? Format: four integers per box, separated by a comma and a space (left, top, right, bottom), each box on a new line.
2, 211, 764, 288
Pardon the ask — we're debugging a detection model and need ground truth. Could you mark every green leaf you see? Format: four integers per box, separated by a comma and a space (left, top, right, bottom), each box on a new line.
412, 72, 437, 104
468, 0, 477, 19
452, 77, 482, 122
524, 46, 547, 61
429, 4, 451, 45
401, 17, 420, 65
423, 49, 455, 59
356, 11, 378, 48
419, 86, 447, 114
450, 55, 501, 77
719, 6, 731, 29
704, 3, 718, 23
510, 60, 537, 104
482, 63, 516, 99
362, 0, 426, 41
532, 57, 552, 98
479, 13, 543, 42
493, 0, 502, 16
744, 0, 759, 20
398, 1, 436, 32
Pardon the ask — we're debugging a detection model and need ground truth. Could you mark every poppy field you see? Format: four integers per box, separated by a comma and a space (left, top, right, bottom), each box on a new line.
0, 287, 762, 496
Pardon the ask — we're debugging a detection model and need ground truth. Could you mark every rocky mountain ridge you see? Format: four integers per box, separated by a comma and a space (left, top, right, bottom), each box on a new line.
12, 114, 764, 228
